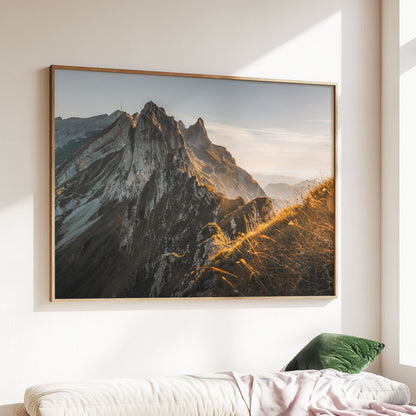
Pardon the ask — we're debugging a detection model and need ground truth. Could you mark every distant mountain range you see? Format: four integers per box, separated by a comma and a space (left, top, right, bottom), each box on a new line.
264, 179, 319, 209
54, 111, 122, 167
54, 102, 272, 298
253, 173, 303, 188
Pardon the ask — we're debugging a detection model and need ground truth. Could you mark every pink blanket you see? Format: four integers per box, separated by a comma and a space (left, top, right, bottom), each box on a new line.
230, 369, 416, 416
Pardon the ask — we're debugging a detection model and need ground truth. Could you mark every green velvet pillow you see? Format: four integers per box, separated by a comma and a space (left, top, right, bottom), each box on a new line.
285, 333, 385, 374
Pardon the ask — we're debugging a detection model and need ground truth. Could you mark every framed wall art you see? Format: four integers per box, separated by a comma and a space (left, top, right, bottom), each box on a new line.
50, 65, 337, 301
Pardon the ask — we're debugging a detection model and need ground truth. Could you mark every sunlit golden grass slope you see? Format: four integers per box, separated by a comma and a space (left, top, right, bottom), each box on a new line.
191, 178, 335, 297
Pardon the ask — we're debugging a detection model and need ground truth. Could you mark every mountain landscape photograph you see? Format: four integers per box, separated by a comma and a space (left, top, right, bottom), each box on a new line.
51, 66, 336, 299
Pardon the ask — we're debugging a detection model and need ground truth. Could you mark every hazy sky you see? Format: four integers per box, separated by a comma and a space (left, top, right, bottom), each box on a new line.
55, 69, 335, 180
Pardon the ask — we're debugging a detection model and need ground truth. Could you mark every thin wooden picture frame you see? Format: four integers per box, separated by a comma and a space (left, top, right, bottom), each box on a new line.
50, 65, 337, 302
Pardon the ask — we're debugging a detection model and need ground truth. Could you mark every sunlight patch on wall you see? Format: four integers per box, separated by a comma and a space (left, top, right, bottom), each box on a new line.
232, 12, 341, 85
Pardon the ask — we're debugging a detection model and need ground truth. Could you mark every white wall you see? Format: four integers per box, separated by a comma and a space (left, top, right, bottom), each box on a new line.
0, 1, 381, 414
381, 0, 416, 400
398, 0, 416, 369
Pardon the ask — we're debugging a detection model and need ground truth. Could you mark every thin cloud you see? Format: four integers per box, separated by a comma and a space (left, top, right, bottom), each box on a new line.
206, 122, 331, 145
204, 121, 334, 180
305, 119, 332, 124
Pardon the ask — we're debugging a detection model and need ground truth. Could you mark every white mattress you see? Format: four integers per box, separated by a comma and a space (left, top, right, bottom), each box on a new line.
339, 370, 410, 404
24, 373, 249, 416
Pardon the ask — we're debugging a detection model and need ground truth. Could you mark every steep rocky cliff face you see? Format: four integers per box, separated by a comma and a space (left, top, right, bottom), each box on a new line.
55, 102, 272, 298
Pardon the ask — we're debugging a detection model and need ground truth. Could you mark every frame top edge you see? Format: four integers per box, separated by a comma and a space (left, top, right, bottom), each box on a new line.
49, 64, 338, 87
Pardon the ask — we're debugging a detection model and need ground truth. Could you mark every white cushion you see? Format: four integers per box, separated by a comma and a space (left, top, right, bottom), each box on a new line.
339, 371, 410, 405
24, 374, 249, 416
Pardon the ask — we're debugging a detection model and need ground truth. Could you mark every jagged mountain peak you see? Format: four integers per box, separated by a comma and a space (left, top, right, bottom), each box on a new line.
110, 109, 123, 117
139, 101, 180, 131
141, 100, 168, 117
190, 117, 208, 134
177, 120, 186, 132
196, 117, 205, 126
182, 116, 211, 149
135, 102, 186, 152
118, 111, 139, 127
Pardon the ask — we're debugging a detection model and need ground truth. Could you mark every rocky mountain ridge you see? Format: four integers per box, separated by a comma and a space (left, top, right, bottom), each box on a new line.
55, 102, 273, 298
